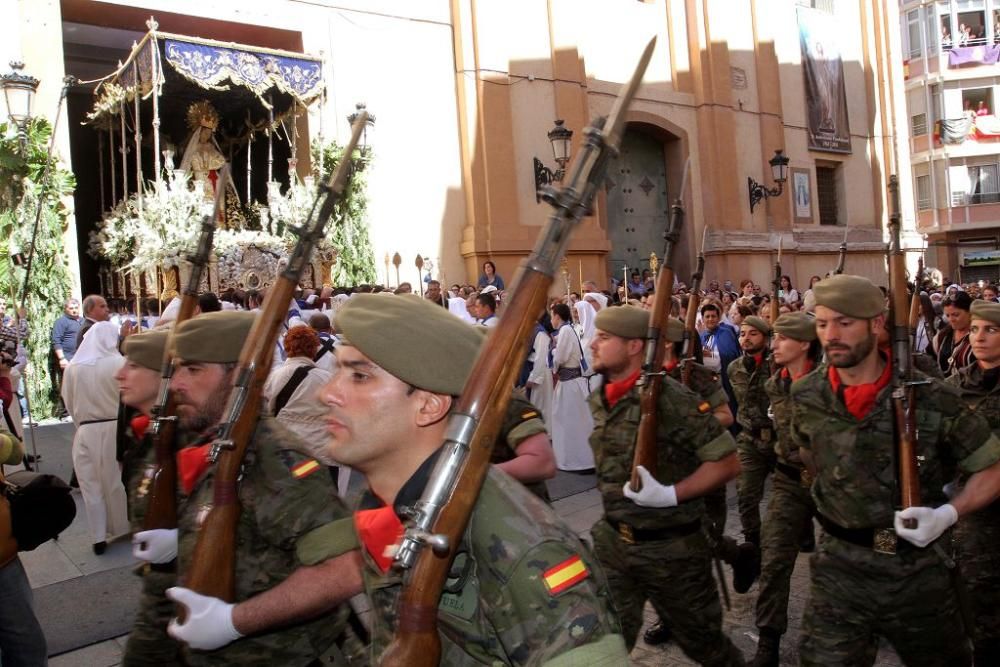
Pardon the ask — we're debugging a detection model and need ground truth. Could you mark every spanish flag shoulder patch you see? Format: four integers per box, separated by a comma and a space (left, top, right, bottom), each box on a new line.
542, 555, 590, 596
291, 458, 321, 479
697, 401, 712, 413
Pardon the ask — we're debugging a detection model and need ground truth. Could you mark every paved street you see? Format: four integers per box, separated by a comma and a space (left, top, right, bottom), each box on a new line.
19, 422, 902, 666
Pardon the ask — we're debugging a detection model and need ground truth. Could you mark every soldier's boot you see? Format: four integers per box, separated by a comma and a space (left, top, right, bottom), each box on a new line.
642, 620, 671, 646
732, 542, 761, 594
749, 628, 781, 667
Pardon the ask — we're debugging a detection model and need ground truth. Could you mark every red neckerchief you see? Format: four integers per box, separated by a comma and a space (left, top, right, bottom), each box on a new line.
130, 414, 150, 440
663, 358, 679, 374
780, 359, 814, 382
828, 357, 892, 421
752, 352, 764, 368
604, 368, 642, 408
177, 444, 212, 495
354, 505, 404, 573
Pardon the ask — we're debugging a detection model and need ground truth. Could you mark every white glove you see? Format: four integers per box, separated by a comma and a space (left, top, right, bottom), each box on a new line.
894, 504, 958, 548
167, 587, 243, 650
132, 529, 178, 564
622, 466, 678, 508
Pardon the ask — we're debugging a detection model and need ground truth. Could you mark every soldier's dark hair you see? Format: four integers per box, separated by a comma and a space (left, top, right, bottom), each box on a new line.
942, 291, 972, 311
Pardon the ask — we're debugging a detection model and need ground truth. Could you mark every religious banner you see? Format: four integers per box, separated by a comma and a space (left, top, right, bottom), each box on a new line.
798, 8, 851, 153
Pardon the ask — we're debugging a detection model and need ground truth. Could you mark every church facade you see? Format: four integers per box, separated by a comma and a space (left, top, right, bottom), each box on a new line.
3, 0, 914, 294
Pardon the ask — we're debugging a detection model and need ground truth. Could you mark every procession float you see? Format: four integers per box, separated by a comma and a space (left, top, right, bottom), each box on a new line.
85, 18, 376, 305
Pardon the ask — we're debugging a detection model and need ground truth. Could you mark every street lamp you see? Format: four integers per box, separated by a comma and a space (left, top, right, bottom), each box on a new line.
347, 102, 375, 169
748, 149, 790, 213
1, 61, 39, 143
533, 119, 573, 202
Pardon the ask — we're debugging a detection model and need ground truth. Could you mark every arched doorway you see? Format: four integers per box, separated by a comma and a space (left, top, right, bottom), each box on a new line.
605, 127, 671, 291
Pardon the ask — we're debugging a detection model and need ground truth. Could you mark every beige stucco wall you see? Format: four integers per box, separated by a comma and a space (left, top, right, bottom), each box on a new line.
7, 0, 910, 293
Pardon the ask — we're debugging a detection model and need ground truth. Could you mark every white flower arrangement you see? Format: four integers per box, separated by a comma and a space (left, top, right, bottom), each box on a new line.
90, 172, 339, 286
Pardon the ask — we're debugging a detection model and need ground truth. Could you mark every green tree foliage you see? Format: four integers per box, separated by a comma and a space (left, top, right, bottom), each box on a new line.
310, 138, 377, 286
0, 119, 76, 419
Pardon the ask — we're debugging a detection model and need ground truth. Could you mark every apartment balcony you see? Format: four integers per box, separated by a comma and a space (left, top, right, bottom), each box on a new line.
917, 199, 1000, 234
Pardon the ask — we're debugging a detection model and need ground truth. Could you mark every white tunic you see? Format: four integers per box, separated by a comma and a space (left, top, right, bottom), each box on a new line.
525, 328, 554, 426
62, 354, 128, 544
549, 325, 595, 471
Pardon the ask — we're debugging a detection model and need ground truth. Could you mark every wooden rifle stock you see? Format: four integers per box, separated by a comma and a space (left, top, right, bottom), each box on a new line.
183, 117, 368, 602
630, 174, 686, 491
887, 176, 921, 525
379, 38, 655, 667
144, 166, 230, 532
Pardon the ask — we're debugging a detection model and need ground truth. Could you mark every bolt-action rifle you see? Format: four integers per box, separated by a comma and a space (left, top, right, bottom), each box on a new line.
182, 115, 368, 601
679, 228, 705, 392
771, 238, 782, 324
887, 175, 927, 529
629, 157, 689, 491
142, 165, 230, 534
833, 226, 848, 275
377, 39, 656, 667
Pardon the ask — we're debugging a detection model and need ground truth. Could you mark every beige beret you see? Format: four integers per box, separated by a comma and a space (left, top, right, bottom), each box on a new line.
337, 293, 481, 396
666, 317, 686, 343
123, 329, 170, 371
742, 315, 771, 336
813, 274, 884, 319
172, 311, 255, 364
594, 305, 649, 339
772, 312, 817, 341
971, 299, 1000, 326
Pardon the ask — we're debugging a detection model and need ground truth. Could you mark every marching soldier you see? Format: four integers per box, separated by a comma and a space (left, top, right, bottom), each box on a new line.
793, 275, 1000, 666
314, 294, 626, 664
116, 329, 185, 666
727, 315, 776, 592
151, 300, 625, 665
644, 318, 754, 647
948, 299, 1000, 666
139, 312, 361, 665
587, 305, 744, 664
750, 312, 820, 667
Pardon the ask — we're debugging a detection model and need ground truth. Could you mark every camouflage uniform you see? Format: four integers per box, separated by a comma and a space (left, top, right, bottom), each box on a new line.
791, 363, 1000, 666
671, 360, 740, 564
754, 369, 816, 639
948, 363, 1000, 665
588, 375, 744, 664
121, 416, 185, 667
176, 418, 354, 666
491, 394, 551, 502
727, 353, 776, 544
357, 458, 627, 665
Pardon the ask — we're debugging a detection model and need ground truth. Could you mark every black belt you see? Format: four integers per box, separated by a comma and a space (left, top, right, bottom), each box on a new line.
607, 518, 701, 545
79, 417, 117, 426
775, 461, 802, 481
557, 367, 583, 381
816, 513, 913, 555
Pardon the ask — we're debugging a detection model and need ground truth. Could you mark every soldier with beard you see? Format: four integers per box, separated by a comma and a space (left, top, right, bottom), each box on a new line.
142, 311, 362, 666
792, 275, 1000, 666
